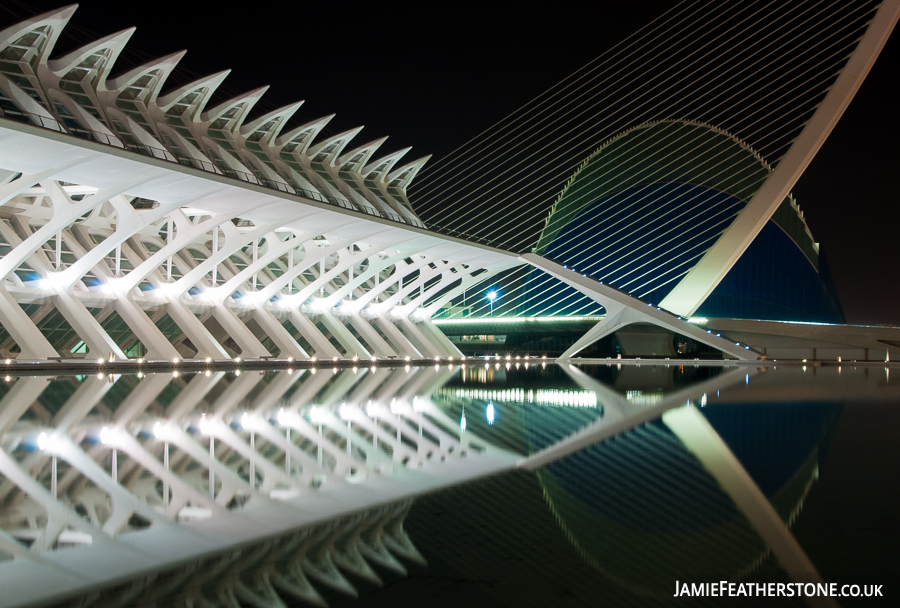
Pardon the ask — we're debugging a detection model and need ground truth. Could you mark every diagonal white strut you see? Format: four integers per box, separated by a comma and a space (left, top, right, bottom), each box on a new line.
521, 253, 756, 360
660, 0, 900, 316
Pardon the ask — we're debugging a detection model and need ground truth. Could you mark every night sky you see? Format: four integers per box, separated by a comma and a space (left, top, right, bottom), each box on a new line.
2, 0, 898, 325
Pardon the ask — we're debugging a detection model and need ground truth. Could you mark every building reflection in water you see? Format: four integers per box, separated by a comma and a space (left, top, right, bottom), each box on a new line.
0, 362, 894, 606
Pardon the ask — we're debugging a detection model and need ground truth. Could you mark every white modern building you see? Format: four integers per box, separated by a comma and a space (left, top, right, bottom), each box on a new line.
0, 6, 522, 365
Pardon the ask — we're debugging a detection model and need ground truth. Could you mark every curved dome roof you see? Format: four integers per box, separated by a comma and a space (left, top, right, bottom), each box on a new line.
535, 120, 819, 269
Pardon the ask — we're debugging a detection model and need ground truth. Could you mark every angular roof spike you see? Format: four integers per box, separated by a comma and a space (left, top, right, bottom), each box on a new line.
274, 114, 335, 153
307, 126, 364, 164
337, 136, 388, 169
387, 154, 432, 191
0, 4, 77, 67
200, 85, 269, 127
156, 69, 231, 114
47, 27, 136, 77
239, 100, 304, 140
105, 49, 186, 96
362, 146, 412, 180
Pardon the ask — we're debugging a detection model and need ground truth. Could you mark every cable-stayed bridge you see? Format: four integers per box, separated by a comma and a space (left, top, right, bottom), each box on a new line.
0, 2, 898, 365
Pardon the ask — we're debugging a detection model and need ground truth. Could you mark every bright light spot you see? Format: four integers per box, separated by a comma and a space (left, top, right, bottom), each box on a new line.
277, 408, 288, 425
172, 370, 179, 378
234, 369, 241, 376
352, 355, 358, 362
198, 413, 211, 435
37, 432, 48, 451
311, 357, 317, 363
234, 357, 242, 363
137, 358, 144, 364
486, 402, 495, 425
487, 291, 497, 302
434, 355, 440, 362
99, 426, 111, 445
332, 357, 339, 362
4, 359, 10, 365
460, 412, 467, 432
370, 356, 377, 362
309, 406, 329, 424
700, 393, 708, 406
205, 357, 212, 363
172, 358, 179, 364
97, 358, 105, 364
241, 412, 262, 431
404, 356, 411, 362
205, 370, 211, 377
4, 376, 9, 382
287, 357, 294, 362
153, 421, 164, 439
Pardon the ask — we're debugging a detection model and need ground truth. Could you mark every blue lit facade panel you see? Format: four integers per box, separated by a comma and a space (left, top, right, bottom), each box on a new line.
696, 222, 845, 324
524, 184, 843, 323
518, 121, 846, 324
543, 182, 745, 306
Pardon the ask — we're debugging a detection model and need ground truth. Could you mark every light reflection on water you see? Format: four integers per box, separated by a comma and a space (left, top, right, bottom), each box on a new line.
1, 363, 897, 606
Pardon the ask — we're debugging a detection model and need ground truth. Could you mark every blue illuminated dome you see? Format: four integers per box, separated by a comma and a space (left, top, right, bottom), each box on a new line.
523, 121, 844, 323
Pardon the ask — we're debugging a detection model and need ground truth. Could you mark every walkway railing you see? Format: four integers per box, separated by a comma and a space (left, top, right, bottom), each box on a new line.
0, 107, 503, 248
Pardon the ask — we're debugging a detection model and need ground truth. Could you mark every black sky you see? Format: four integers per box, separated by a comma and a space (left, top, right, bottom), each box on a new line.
2, 0, 898, 325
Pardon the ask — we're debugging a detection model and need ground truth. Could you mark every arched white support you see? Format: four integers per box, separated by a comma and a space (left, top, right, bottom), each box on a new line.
522, 254, 756, 361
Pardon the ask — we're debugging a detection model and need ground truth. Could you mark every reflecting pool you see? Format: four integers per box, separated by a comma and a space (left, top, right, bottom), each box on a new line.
0, 362, 896, 607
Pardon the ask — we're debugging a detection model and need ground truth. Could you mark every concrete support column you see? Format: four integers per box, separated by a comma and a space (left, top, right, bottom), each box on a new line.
52, 290, 126, 360
372, 315, 422, 358
289, 310, 341, 359
211, 302, 270, 358
317, 310, 370, 358
112, 296, 180, 361
416, 317, 463, 357
164, 298, 230, 359
347, 314, 396, 357
251, 307, 309, 358
0, 285, 58, 360
395, 316, 441, 358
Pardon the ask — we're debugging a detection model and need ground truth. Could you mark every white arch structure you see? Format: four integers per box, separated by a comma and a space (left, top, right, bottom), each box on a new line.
0, 6, 523, 363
